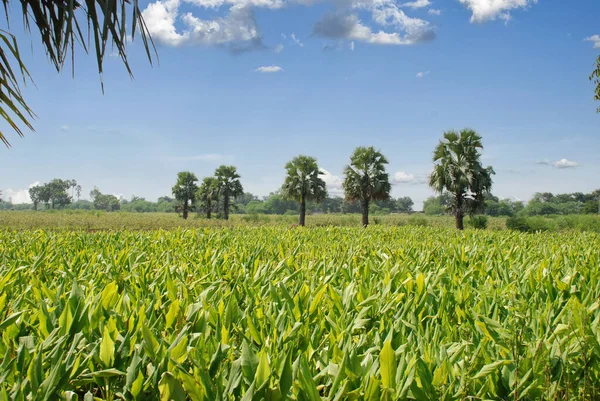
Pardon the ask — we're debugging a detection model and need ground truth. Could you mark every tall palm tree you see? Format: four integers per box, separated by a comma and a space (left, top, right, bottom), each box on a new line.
0, 0, 155, 147
215, 165, 243, 220
343, 146, 391, 227
281, 155, 328, 226
197, 177, 220, 219
429, 129, 495, 230
172, 172, 199, 219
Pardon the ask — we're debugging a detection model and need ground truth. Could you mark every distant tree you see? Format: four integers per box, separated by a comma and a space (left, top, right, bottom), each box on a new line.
28, 185, 43, 210
280, 155, 328, 226
172, 172, 199, 219
429, 129, 495, 230
396, 196, 414, 213
197, 177, 220, 219
263, 192, 298, 215
423, 193, 452, 215
90, 187, 120, 211
215, 165, 243, 220
343, 146, 391, 227
30, 179, 74, 209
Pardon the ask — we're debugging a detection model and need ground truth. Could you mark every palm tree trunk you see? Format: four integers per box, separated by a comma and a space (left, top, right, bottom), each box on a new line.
361, 199, 369, 227
455, 194, 464, 230
183, 200, 189, 219
299, 196, 306, 226
206, 199, 211, 219
224, 190, 230, 220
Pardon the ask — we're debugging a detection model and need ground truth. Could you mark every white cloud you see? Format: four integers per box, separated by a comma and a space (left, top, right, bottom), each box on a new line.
552, 158, 579, 169
255, 65, 284, 73
428, 8, 441, 15
584, 35, 600, 49
393, 171, 427, 184
290, 33, 304, 47
349, 41, 355, 50
458, 0, 538, 23
60, 125, 70, 131
3, 181, 40, 204
416, 70, 430, 77
143, 0, 436, 50
537, 158, 580, 169
274, 43, 284, 52
313, 12, 434, 45
320, 169, 344, 194
402, 0, 431, 9
142, 0, 264, 52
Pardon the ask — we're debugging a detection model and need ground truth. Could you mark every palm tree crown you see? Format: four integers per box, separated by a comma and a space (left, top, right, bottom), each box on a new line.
215, 165, 243, 220
281, 156, 327, 203
429, 129, 495, 229
281, 155, 327, 226
343, 146, 391, 227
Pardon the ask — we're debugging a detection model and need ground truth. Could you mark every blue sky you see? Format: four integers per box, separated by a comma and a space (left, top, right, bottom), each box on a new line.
1, 0, 599, 209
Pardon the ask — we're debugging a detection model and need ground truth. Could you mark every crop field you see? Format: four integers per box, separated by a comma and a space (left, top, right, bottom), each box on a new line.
0, 211, 509, 231
1, 226, 600, 400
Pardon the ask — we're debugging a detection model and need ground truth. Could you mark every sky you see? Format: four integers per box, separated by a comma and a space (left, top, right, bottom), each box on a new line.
1, 0, 599, 209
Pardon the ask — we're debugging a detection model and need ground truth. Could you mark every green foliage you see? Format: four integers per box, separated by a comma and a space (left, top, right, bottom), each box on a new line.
343, 146, 391, 226
215, 165, 244, 220
28, 179, 77, 209
1, 227, 599, 399
89, 187, 120, 212
172, 172, 199, 219
429, 129, 495, 229
197, 177, 220, 218
467, 215, 488, 229
281, 156, 327, 203
0, 0, 155, 146
423, 193, 453, 215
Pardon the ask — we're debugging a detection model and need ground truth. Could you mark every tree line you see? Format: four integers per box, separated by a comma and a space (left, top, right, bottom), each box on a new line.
172, 129, 494, 229
4, 129, 598, 229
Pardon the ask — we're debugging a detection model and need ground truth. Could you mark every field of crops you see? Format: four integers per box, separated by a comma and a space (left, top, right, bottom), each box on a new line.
1, 226, 600, 400
0, 211, 510, 231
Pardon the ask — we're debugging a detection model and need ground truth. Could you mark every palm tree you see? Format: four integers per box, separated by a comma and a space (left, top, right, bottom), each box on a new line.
429, 129, 495, 230
343, 146, 391, 227
0, 0, 155, 147
281, 156, 328, 226
197, 177, 220, 219
215, 165, 243, 220
172, 172, 199, 219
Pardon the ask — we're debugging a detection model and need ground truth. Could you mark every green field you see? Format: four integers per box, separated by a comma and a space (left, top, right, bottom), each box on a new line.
1, 225, 599, 400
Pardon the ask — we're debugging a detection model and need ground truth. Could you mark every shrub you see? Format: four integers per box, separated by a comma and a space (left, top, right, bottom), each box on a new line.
407, 215, 429, 227
468, 215, 488, 229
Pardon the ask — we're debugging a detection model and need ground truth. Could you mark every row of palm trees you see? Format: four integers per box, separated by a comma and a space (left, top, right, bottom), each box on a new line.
174, 129, 494, 230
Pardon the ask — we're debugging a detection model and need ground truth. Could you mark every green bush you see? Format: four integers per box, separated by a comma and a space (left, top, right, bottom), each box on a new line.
468, 215, 488, 229
506, 216, 554, 232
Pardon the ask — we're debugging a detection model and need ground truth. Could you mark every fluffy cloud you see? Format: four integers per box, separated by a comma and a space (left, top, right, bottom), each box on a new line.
402, 0, 431, 9
313, 10, 435, 45
585, 35, 600, 49
142, 0, 264, 52
537, 158, 580, 169
393, 171, 427, 184
458, 0, 538, 23
3, 181, 40, 204
428, 8, 441, 15
60, 125, 70, 131
320, 169, 344, 194
142, 0, 436, 50
255, 65, 284, 73
416, 70, 430, 77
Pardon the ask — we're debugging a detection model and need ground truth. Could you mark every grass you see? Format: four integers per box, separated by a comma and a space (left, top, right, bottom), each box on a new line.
0, 211, 510, 230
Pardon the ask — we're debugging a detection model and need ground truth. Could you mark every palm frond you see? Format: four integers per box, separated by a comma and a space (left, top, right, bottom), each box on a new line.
1, 0, 156, 147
